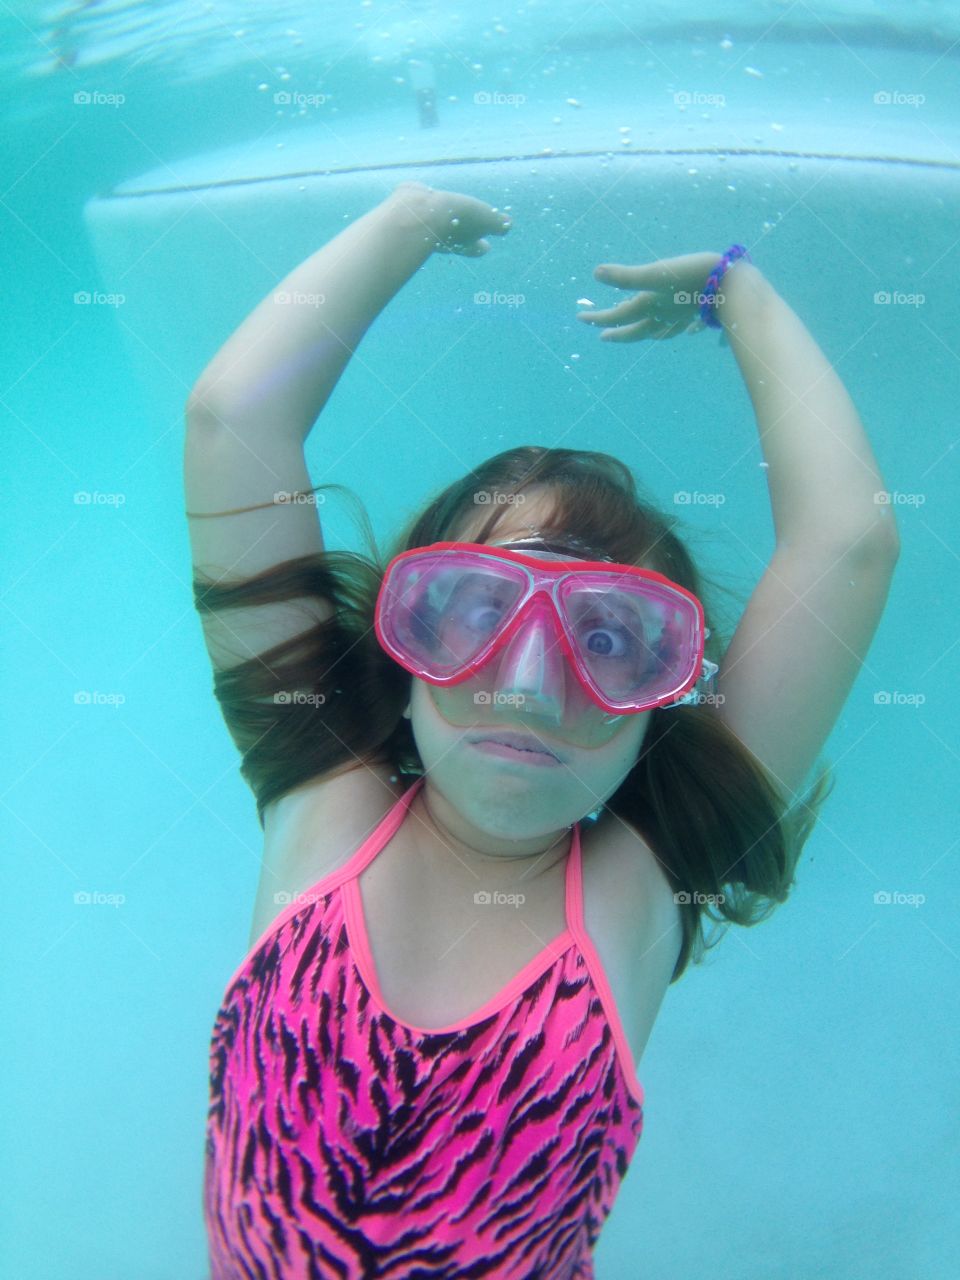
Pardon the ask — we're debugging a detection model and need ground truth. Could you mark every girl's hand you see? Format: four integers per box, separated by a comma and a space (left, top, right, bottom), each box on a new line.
577, 252, 725, 340
388, 181, 512, 257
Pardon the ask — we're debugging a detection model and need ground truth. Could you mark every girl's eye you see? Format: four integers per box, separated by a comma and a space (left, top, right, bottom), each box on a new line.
582, 625, 630, 658
465, 604, 504, 635
452, 578, 515, 635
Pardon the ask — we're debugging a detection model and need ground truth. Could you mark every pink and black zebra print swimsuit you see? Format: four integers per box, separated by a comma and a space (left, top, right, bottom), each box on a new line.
203, 776, 644, 1278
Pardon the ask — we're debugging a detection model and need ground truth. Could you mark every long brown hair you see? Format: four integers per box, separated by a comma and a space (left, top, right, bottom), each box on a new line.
194, 446, 833, 983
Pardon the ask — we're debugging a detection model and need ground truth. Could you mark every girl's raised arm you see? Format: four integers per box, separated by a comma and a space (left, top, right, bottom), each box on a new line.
184, 183, 511, 669
579, 253, 901, 801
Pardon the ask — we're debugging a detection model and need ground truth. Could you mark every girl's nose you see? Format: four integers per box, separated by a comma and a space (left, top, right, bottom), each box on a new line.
485, 599, 569, 725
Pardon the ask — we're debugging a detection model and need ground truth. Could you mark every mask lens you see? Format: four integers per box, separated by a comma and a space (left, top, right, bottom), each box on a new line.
558, 576, 700, 709
379, 554, 528, 676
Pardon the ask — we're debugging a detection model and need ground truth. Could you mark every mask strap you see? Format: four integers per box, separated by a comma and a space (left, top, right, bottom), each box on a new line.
490, 537, 615, 563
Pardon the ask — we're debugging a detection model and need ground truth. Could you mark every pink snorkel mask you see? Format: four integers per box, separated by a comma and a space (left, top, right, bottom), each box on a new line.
374, 538, 718, 750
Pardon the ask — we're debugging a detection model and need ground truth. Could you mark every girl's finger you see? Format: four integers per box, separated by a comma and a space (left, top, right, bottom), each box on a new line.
577, 293, 656, 325
594, 262, 666, 289
597, 318, 659, 343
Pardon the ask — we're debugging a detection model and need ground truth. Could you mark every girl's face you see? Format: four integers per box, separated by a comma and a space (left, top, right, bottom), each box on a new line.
399, 499, 660, 849
407, 673, 649, 843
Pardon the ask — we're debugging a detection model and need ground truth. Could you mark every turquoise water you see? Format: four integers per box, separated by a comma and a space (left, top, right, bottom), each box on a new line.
1, 3, 958, 1277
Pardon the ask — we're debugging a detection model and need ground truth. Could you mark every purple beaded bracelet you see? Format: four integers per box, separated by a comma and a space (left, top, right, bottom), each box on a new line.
699, 244, 752, 329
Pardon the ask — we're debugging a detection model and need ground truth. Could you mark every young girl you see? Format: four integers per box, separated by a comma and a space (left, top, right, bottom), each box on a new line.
186, 182, 899, 1278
